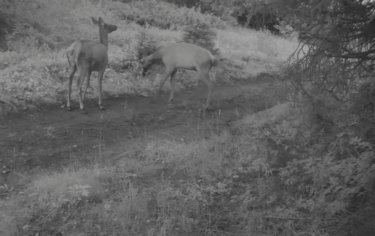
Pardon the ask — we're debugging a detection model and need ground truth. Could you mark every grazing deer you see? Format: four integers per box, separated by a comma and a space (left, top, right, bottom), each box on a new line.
140, 43, 217, 109
66, 17, 117, 112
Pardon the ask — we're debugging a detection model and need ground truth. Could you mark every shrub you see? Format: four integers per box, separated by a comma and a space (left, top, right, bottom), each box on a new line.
109, 0, 228, 30
135, 30, 158, 60
183, 22, 217, 54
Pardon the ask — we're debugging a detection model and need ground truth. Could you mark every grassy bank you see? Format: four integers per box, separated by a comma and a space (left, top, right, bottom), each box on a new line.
1, 100, 300, 236
0, 0, 298, 113
0, 1, 324, 236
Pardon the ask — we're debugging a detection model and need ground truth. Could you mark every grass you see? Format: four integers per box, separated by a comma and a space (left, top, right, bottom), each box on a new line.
217, 28, 299, 76
0, 0, 298, 112
0, 76, 297, 234
107, 0, 229, 30
0, 98, 300, 235
0, 78, 325, 235
0, 1, 307, 235
30, 166, 110, 206
1, 1, 373, 235
0, 128, 240, 235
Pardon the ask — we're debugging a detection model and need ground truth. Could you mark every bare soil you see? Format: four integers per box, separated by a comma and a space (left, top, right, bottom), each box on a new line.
0, 77, 276, 190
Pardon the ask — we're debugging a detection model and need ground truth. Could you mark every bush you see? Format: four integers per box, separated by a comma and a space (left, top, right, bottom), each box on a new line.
135, 31, 158, 59
109, 0, 229, 30
183, 22, 217, 54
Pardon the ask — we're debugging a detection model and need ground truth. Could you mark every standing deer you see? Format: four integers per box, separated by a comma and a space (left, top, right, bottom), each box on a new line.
66, 17, 117, 112
140, 43, 217, 109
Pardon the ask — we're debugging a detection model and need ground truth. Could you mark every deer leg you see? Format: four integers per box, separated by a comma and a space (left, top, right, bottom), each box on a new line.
159, 68, 173, 93
77, 70, 87, 112
67, 65, 76, 111
98, 70, 105, 110
86, 71, 94, 91
168, 70, 177, 104
83, 70, 92, 102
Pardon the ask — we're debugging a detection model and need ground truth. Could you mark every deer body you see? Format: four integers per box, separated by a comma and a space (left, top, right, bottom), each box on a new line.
67, 40, 108, 74
141, 43, 216, 109
66, 17, 117, 112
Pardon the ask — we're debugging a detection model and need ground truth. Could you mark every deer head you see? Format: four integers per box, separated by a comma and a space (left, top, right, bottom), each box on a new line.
91, 17, 117, 35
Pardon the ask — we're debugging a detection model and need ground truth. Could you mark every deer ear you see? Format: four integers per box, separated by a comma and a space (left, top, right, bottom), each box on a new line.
91, 17, 98, 25
98, 17, 103, 23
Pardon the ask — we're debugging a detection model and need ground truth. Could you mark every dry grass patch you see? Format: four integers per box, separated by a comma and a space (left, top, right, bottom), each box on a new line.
29, 166, 113, 207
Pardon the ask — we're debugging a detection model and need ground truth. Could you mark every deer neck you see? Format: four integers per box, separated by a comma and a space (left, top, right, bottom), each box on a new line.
98, 28, 109, 48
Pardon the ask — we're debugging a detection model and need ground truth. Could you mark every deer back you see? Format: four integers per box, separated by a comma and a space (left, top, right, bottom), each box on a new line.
67, 40, 108, 71
160, 43, 215, 70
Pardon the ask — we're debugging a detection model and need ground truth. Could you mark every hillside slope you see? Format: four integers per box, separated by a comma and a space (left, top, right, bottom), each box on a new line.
0, 0, 297, 114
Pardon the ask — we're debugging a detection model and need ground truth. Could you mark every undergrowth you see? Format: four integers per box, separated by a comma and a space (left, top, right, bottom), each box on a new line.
0, 0, 297, 113
3, 98, 372, 235
1, 1, 374, 236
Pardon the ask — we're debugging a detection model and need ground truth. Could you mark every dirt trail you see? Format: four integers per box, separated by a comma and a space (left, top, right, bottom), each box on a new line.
0, 79, 272, 184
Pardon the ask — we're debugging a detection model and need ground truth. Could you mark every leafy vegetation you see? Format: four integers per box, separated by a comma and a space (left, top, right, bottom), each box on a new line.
109, 0, 229, 30
0, 0, 294, 111
1, 0, 375, 236
183, 22, 218, 54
